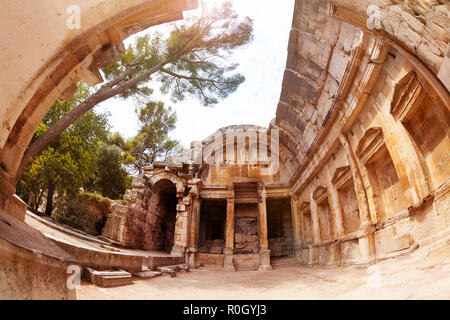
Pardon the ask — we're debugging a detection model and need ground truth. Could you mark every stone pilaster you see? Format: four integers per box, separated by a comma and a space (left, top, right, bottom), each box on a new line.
339, 133, 372, 227
187, 195, 201, 268
171, 196, 190, 257
224, 198, 235, 271
290, 194, 301, 246
187, 247, 197, 268
258, 186, 272, 270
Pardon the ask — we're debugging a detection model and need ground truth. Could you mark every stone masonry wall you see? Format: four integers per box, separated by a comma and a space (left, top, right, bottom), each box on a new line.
284, 0, 449, 266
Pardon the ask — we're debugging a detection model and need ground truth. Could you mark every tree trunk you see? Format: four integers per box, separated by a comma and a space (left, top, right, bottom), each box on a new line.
138, 149, 144, 175
45, 180, 55, 216
15, 61, 167, 183
37, 190, 44, 211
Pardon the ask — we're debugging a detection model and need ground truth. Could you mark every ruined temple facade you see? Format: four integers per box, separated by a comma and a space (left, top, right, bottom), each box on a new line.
0, 0, 449, 298
102, 0, 450, 270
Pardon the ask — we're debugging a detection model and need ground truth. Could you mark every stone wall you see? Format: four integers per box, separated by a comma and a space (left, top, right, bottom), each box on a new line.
283, 0, 449, 266
52, 194, 112, 236
102, 178, 178, 250
0, 1, 197, 298
234, 204, 259, 254
101, 165, 194, 256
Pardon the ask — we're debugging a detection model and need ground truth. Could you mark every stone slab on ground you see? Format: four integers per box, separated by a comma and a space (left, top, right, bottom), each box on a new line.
145, 255, 185, 270
133, 270, 162, 279
86, 268, 132, 287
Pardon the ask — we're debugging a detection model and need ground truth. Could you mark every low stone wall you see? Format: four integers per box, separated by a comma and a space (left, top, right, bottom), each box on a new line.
195, 253, 224, 268
48, 235, 143, 272
3, 194, 27, 222
0, 210, 79, 299
233, 253, 260, 271
145, 256, 185, 270
52, 194, 112, 236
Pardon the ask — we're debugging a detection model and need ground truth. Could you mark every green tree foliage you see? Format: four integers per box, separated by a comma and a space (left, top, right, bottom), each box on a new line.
85, 144, 131, 200
18, 1, 253, 181
17, 82, 110, 214
110, 101, 178, 174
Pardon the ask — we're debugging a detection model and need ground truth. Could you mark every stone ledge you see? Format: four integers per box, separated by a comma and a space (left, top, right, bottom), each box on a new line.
46, 235, 143, 272
0, 209, 79, 299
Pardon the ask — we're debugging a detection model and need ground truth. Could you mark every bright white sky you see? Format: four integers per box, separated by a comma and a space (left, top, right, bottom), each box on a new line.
96, 0, 295, 148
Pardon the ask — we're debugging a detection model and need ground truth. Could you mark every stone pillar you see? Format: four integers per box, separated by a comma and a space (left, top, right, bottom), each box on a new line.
223, 198, 235, 271
299, 204, 306, 245
339, 134, 372, 227
309, 192, 320, 265
188, 196, 201, 268
290, 195, 301, 245
258, 187, 272, 270
171, 195, 190, 257
290, 194, 301, 262
339, 133, 376, 264
327, 184, 345, 238
309, 196, 320, 245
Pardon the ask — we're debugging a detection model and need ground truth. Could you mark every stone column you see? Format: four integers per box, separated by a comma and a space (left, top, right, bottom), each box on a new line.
223, 198, 235, 271
258, 187, 272, 270
308, 192, 320, 265
299, 206, 306, 245
290, 195, 301, 245
188, 196, 201, 268
290, 194, 301, 262
171, 195, 189, 257
328, 184, 345, 238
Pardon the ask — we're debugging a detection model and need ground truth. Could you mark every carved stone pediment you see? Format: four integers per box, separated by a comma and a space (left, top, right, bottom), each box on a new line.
331, 166, 352, 188
313, 186, 328, 203
356, 127, 384, 164
391, 71, 425, 122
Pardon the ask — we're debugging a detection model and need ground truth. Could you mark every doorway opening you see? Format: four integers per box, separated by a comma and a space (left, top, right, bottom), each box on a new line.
267, 198, 293, 258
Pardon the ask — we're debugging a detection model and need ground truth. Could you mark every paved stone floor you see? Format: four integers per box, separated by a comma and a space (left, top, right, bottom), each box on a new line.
24, 211, 450, 300
77, 242, 450, 300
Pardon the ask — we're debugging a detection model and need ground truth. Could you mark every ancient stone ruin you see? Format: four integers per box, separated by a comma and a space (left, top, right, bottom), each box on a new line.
0, 0, 449, 299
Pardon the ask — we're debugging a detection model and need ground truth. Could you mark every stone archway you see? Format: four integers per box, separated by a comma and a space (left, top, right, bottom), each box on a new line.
0, 0, 197, 219
144, 170, 190, 257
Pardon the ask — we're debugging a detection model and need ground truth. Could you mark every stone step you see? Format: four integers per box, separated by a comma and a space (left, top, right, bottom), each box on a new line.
133, 270, 162, 279
145, 256, 185, 270
98, 275, 133, 287
86, 268, 133, 287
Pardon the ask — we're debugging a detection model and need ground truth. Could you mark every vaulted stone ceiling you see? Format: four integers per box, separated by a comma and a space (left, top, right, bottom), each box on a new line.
275, 0, 363, 178
273, 0, 449, 183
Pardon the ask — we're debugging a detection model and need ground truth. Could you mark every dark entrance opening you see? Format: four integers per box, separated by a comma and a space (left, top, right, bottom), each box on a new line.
198, 199, 226, 254
150, 179, 177, 252
267, 198, 294, 257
